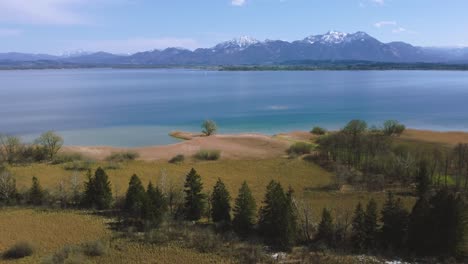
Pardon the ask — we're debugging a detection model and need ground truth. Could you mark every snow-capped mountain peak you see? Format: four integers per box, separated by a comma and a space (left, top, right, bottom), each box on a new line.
321, 30, 349, 44
60, 49, 92, 58
302, 31, 374, 45
214, 36, 260, 50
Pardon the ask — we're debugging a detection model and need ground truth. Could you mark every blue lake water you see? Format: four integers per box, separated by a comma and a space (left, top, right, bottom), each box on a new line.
1, 69, 468, 147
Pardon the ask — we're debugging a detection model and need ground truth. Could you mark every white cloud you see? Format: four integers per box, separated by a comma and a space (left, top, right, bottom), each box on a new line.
371, 0, 385, 5
0, 28, 22, 37
69, 37, 200, 54
392, 27, 407, 34
374, 21, 397, 28
231, 0, 246, 6
0, 0, 88, 25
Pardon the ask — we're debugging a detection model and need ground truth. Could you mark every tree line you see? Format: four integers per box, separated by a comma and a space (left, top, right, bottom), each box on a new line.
314, 119, 468, 192
1, 165, 466, 260
0, 131, 64, 164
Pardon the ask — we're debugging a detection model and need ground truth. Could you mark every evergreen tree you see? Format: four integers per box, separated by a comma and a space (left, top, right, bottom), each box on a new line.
28, 176, 44, 205
82, 169, 95, 207
258, 181, 297, 250
82, 167, 113, 209
232, 181, 256, 237
364, 199, 378, 250
316, 208, 334, 247
183, 168, 205, 221
124, 174, 147, 218
407, 196, 432, 255
416, 160, 430, 197
144, 182, 167, 227
428, 189, 466, 257
210, 178, 231, 223
351, 202, 366, 252
380, 192, 409, 251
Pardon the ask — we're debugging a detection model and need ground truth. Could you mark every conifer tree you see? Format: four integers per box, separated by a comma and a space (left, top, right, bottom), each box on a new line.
232, 181, 256, 237
82, 167, 112, 209
364, 198, 378, 250
124, 174, 147, 218
28, 176, 44, 205
258, 180, 297, 250
351, 202, 366, 252
144, 181, 167, 227
380, 192, 409, 251
428, 189, 466, 257
316, 208, 334, 247
416, 160, 430, 197
407, 196, 432, 255
210, 178, 231, 223
183, 168, 205, 221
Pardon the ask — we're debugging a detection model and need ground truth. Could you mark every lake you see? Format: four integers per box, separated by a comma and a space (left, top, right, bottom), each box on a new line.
1, 69, 468, 147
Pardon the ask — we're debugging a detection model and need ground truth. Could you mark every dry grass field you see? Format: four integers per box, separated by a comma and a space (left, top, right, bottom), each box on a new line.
9, 158, 333, 206
8, 158, 416, 218
0, 208, 111, 263
89, 240, 233, 264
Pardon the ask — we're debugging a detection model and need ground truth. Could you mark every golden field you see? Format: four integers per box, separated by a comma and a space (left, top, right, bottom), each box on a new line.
0, 208, 111, 263
8, 158, 415, 217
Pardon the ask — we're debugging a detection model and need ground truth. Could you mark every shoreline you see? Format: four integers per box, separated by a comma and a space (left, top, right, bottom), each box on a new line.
61, 129, 468, 161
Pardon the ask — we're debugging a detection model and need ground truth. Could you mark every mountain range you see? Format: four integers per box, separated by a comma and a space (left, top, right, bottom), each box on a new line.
1, 31, 468, 66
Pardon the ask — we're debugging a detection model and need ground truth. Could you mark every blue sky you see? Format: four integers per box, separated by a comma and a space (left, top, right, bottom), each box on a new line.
0, 0, 467, 54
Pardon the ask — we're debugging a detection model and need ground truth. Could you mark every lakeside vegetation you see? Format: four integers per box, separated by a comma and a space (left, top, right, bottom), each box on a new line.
2, 60, 468, 71
1, 120, 468, 263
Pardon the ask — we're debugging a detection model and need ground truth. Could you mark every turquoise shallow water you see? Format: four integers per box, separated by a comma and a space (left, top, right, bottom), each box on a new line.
1, 69, 468, 147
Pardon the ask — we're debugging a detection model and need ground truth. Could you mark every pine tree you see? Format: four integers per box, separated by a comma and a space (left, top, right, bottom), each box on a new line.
380, 192, 409, 251
364, 198, 378, 250
258, 180, 297, 250
144, 182, 167, 227
416, 160, 430, 197
210, 178, 231, 223
407, 196, 432, 255
82, 167, 113, 210
232, 181, 256, 237
183, 168, 205, 221
28, 176, 44, 205
316, 208, 334, 247
351, 202, 366, 252
429, 189, 466, 257
124, 174, 147, 218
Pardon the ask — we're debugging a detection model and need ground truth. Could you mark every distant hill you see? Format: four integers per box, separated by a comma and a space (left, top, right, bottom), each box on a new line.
1, 31, 468, 67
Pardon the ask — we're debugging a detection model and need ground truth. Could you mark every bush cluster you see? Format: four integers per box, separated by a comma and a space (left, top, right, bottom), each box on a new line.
194, 150, 221, 160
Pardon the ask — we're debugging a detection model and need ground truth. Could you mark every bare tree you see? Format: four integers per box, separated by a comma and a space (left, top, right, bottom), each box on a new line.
70, 171, 82, 206
292, 198, 315, 242
35, 131, 64, 161
0, 170, 17, 203
0, 134, 22, 164
159, 169, 184, 216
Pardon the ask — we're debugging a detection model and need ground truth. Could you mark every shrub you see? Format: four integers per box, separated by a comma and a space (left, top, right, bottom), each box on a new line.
383, 120, 406, 136
194, 150, 221, 161
103, 162, 121, 170
169, 154, 185, 164
311, 126, 327, 135
201, 120, 217, 136
287, 142, 313, 155
81, 241, 107, 257
51, 153, 84, 165
42, 245, 83, 264
2, 241, 34, 259
63, 160, 94, 171
105, 152, 139, 162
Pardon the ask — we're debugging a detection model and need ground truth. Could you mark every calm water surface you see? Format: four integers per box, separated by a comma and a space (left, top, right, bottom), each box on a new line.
1, 69, 468, 146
